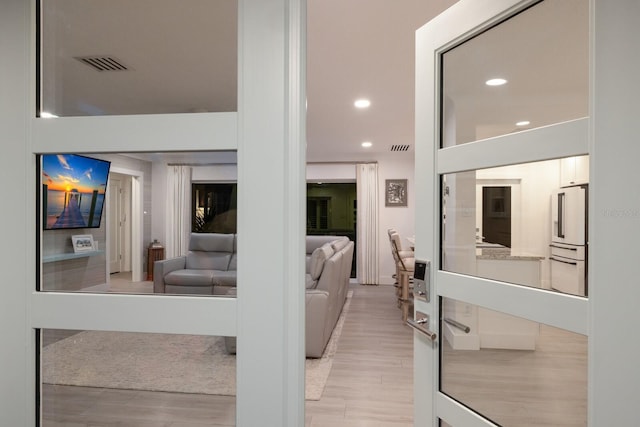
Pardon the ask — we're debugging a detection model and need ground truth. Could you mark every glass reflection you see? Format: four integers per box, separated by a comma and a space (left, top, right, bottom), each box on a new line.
441, 0, 588, 146
39, 151, 239, 296
441, 156, 589, 297
40, 0, 238, 117
440, 298, 587, 426
41, 329, 236, 426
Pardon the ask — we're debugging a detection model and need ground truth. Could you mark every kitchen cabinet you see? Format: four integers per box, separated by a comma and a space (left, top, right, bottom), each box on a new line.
475, 256, 542, 350
560, 155, 589, 187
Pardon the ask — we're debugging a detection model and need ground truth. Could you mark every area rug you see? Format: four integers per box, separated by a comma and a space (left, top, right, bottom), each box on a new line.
42, 291, 352, 401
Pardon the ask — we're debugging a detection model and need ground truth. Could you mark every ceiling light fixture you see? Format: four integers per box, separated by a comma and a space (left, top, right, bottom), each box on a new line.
40, 112, 59, 118
485, 78, 507, 86
516, 120, 530, 126
354, 99, 371, 108
361, 141, 372, 148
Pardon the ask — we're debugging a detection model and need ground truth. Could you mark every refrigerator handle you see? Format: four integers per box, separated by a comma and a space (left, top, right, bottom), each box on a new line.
557, 192, 565, 239
550, 256, 578, 266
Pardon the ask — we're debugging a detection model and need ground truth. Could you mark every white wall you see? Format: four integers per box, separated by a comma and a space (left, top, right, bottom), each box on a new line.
149, 158, 413, 285
307, 163, 356, 182
151, 163, 238, 247
477, 159, 561, 288
192, 164, 238, 181
187, 162, 353, 183
99, 154, 154, 276
303, 158, 415, 285
378, 154, 416, 284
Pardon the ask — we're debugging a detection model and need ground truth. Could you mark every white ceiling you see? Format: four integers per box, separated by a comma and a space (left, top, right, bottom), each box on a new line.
41, 0, 587, 164
41, 0, 457, 164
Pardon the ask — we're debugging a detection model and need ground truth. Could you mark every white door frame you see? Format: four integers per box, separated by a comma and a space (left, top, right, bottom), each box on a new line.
0, 0, 305, 426
109, 168, 141, 280
415, 0, 640, 425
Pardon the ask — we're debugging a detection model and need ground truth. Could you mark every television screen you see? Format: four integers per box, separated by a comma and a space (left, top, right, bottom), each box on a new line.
42, 154, 111, 230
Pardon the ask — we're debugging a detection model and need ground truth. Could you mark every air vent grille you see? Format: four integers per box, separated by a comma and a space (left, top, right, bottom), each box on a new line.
75, 56, 128, 72
390, 144, 410, 152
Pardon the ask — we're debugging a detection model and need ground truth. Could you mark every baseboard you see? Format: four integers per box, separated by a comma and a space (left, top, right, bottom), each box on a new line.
379, 275, 396, 286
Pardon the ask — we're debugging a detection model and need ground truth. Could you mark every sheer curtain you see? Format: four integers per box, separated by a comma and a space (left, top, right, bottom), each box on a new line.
356, 163, 379, 284
165, 165, 192, 258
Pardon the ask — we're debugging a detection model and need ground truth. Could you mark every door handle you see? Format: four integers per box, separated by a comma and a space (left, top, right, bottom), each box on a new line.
557, 192, 565, 238
407, 311, 437, 341
443, 317, 471, 333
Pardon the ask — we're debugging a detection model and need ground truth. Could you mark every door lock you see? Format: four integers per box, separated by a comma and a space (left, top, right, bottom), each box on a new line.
413, 259, 430, 302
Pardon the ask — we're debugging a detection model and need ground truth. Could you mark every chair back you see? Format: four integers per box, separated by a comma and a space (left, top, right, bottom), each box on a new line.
389, 232, 409, 271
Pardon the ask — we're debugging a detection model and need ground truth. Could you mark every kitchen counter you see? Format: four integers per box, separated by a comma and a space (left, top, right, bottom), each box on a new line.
476, 247, 545, 261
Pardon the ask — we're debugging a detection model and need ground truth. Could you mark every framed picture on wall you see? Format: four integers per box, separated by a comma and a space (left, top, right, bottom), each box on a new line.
385, 179, 408, 207
71, 234, 95, 253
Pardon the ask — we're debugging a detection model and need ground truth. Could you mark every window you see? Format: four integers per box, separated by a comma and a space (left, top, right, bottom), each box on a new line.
192, 183, 237, 233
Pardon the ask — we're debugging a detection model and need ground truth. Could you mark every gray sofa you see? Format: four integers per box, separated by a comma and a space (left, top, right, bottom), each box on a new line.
158, 233, 354, 358
304, 235, 354, 357
226, 235, 354, 358
153, 233, 237, 295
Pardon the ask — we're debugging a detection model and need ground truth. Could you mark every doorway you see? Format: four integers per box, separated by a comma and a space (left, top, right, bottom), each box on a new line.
108, 173, 132, 274
481, 186, 511, 247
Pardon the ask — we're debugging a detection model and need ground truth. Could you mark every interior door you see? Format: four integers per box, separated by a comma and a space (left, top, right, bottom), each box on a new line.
26, 1, 305, 426
414, 1, 590, 426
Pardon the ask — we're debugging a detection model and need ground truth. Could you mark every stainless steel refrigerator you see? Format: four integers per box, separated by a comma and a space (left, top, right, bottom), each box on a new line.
550, 185, 588, 296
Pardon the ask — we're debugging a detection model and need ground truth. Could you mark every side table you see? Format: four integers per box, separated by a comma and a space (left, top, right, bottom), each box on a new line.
147, 246, 165, 281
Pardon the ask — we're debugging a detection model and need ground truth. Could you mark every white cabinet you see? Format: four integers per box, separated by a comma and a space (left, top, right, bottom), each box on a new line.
475, 257, 542, 350
560, 155, 589, 186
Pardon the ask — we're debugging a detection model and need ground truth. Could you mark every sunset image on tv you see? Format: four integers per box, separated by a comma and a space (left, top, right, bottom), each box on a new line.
42, 154, 111, 229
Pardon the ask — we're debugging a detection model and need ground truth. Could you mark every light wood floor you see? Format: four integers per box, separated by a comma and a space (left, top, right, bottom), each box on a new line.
43, 274, 588, 426
42, 276, 414, 426
442, 324, 588, 427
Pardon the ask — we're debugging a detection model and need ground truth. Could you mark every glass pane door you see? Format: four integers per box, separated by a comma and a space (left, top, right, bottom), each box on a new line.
414, 1, 590, 425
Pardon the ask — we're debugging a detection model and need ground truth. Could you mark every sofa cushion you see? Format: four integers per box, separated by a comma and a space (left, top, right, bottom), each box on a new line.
189, 233, 234, 252
306, 235, 341, 254
309, 243, 334, 280
228, 253, 238, 271
213, 270, 237, 287
305, 273, 318, 289
186, 251, 232, 270
305, 255, 313, 273
331, 237, 349, 251
164, 269, 216, 286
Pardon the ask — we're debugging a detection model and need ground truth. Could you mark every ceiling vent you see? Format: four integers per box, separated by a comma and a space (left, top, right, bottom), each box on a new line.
390, 144, 411, 152
75, 56, 129, 72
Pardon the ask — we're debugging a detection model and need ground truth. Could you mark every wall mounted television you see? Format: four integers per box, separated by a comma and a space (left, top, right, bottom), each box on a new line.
41, 154, 111, 230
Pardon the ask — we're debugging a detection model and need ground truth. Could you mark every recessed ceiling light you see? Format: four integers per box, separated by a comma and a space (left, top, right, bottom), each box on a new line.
516, 120, 530, 126
354, 99, 371, 109
361, 141, 372, 148
485, 78, 507, 86
40, 112, 59, 118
